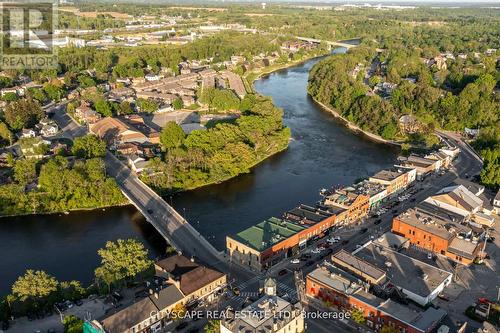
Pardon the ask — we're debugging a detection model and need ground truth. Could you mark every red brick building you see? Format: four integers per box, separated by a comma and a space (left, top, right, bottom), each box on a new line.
306, 263, 447, 333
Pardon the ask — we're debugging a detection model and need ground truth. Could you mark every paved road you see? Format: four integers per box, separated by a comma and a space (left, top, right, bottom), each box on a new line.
49, 104, 228, 272
105, 152, 227, 270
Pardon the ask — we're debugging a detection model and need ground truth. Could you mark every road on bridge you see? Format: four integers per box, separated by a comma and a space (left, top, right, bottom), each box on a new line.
49, 104, 228, 272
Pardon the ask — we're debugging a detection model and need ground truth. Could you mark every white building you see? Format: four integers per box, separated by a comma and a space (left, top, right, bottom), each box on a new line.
220, 278, 304, 333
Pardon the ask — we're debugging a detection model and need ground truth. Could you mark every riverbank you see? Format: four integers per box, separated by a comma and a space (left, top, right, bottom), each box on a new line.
0, 201, 130, 219
244, 51, 331, 88
313, 98, 402, 147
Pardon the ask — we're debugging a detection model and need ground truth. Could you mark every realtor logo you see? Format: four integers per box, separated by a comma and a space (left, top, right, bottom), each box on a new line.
0, 1, 58, 69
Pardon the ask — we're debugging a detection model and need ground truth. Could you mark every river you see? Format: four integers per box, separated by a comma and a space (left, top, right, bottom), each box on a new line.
0, 47, 398, 296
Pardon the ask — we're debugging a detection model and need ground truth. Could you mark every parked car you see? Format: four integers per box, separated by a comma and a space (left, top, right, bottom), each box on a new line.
176, 322, 189, 331
306, 260, 315, 266
278, 269, 288, 276
290, 258, 300, 264
374, 219, 382, 225
311, 248, 321, 254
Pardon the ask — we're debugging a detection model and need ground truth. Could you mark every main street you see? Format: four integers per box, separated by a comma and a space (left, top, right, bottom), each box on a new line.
219, 133, 484, 332
50, 102, 485, 332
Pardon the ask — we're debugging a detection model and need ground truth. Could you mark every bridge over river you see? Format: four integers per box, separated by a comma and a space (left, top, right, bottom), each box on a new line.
105, 152, 227, 270
51, 105, 227, 270
296, 36, 357, 49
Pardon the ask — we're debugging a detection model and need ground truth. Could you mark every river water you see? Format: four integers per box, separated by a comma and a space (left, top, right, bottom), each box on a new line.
0, 47, 398, 295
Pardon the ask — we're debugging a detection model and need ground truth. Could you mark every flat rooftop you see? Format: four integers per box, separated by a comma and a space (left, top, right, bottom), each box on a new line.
284, 204, 332, 225
354, 244, 453, 299
332, 249, 386, 282
396, 208, 460, 240
229, 217, 306, 252
370, 169, 404, 182
308, 263, 363, 296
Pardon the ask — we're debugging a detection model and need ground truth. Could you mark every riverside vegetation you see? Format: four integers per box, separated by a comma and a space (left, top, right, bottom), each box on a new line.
142, 94, 291, 192
307, 10, 499, 189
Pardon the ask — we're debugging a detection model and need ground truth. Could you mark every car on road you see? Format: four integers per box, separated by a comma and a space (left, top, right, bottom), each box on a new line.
147, 209, 154, 214
290, 258, 300, 264
232, 287, 240, 296
176, 322, 189, 331
374, 219, 382, 225
306, 260, 315, 266
311, 248, 321, 254
360, 228, 368, 234
327, 237, 340, 243
341, 240, 349, 245
300, 253, 311, 260
278, 269, 288, 276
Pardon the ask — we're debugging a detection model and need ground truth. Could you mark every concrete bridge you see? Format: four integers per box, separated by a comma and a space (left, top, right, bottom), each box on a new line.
104, 152, 227, 270
296, 36, 357, 49
52, 104, 227, 269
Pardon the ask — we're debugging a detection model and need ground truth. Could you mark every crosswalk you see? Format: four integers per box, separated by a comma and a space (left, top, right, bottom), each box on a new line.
226, 279, 299, 308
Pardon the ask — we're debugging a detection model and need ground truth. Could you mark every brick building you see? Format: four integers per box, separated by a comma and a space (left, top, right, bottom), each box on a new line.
227, 205, 336, 272
306, 262, 447, 333
392, 205, 484, 265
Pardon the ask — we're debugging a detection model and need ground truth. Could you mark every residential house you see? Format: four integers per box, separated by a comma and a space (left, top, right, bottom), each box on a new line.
40, 123, 58, 137
19, 128, 36, 138
398, 115, 420, 134
494, 190, 500, 214
75, 105, 102, 124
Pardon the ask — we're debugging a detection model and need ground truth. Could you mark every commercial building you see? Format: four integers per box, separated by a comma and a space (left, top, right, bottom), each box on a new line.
90, 117, 148, 146
398, 155, 441, 179
155, 254, 227, 303
306, 262, 447, 333
392, 205, 485, 265
425, 184, 484, 217
221, 278, 304, 333
352, 244, 453, 306
226, 205, 336, 271
98, 283, 185, 333
323, 189, 369, 224
369, 167, 416, 196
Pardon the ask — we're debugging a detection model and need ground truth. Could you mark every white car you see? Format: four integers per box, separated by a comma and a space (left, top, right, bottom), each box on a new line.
311, 248, 321, 254
327, 237, 339, 243
290, 258, 300, 264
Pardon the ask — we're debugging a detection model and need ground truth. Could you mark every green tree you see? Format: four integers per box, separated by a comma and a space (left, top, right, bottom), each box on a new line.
172, 97, 183, 110
4, 99, 44, 131
13, 159, 37, 186
380, 325, 399, 333
94, 239, 153, 290
2, 92, 18, 102
136, 98, 158, 113
63, 315, 84, 333
204, 320, 220, 333
160, 122, 186, 150
12, 270, 59, 302
94, 99, 113, 117
171, 303, 187, 321
351, 308, 365, 325
0, 121, 13, 145
72, 135, 106, 159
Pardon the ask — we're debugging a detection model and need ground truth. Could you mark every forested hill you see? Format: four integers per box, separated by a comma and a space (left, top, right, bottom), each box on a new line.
308, 45, 499, 188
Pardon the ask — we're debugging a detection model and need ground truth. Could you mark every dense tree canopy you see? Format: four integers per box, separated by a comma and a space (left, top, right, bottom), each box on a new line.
94, 239, 153, 289
72, 134, 107, 159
